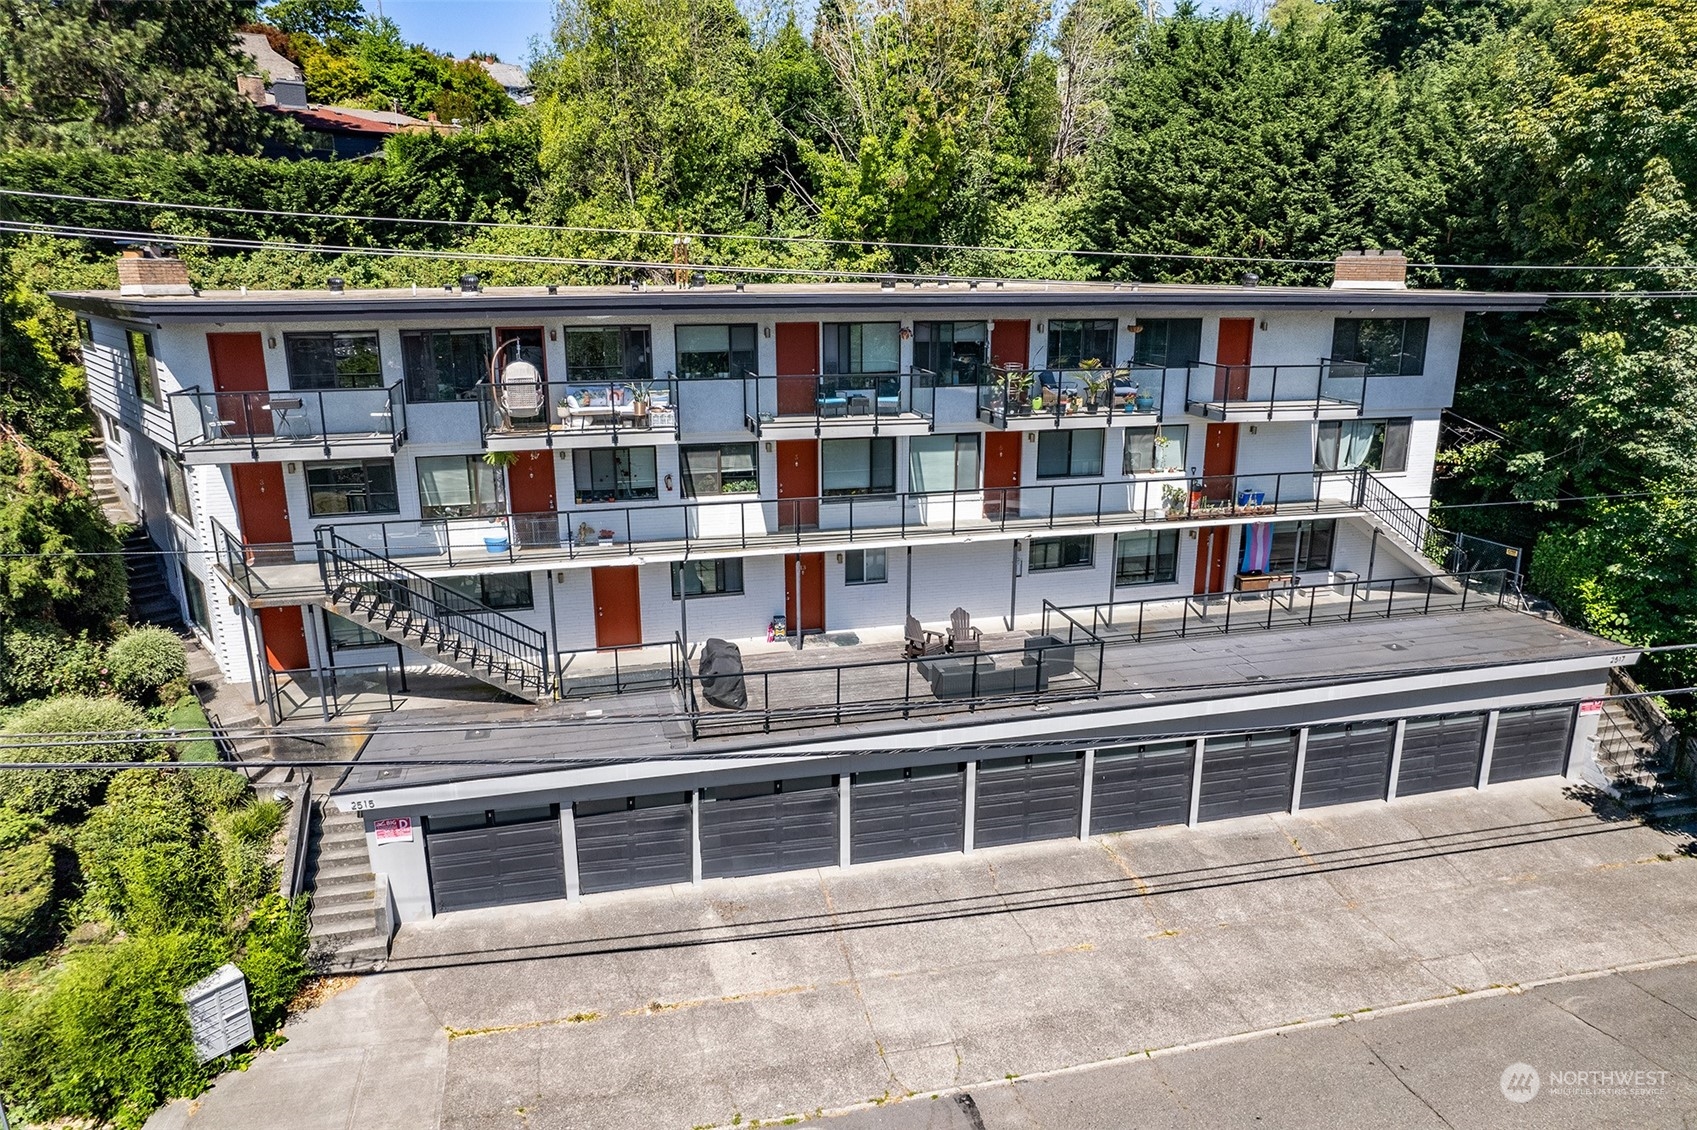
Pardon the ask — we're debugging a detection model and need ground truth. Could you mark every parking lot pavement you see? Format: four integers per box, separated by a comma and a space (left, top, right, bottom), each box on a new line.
151, 781, 1697, 1130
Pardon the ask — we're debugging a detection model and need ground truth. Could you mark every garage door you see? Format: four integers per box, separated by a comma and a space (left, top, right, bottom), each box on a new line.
1488, 706, 1574, 783
1396, 714, 1485, 796
700, 775, 839, 879
975, 753, 1083, 848
574, 792, 692, 894
851, 764, 965, 863
426, 805, 567, 914
1300, 722, 1394, 809
1198, 732, 1297, 822
1091, 742, 1194, 834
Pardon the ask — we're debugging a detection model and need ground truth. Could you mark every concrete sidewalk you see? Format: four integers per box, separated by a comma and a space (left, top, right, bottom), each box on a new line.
148, 781, 1697, 1130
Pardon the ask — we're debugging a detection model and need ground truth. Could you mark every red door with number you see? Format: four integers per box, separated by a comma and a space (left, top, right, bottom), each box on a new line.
983, 432, 1022, 519
990, 320, 1031, 371
776, 439, 818, 530
1215, 318, 1254, 402
591, 565, 643, 649
231, 462, 292, 560
1201, 422, 1239, 501
785, 553, 825, 634
507, 451, 558, 547
257, 606, 309, 671
208, 332, 270, 437
775, 322, 819, 416
1193, 527, 1234, 596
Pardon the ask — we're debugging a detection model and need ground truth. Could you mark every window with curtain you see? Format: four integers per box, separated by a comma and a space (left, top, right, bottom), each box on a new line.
1123, 426, 1188, 474
565, 325, 652, 382
415, 455, 502, 519
1269, 520, 1336, 572
306, 459, 399, 516
1030, 535, 1095, 571
572, 447, 658, 503
821, 438, 896, 495
822, 323, 900, 374
126, 329, 162, 404
1314, 418, 1411, 472
440, 572, 534, 610
1330, 318, 1429, 376
1131, 319, 1202, 367
1036, 430, 1104, 478
285, 331, 382, 390
671, 558, 744, 597
908, 433, 980, 493
1046, 319, 1117, 367
845, 548, 887, 584
1114, 530, 1179, 586
912, 322, 987, 384
680, 443, 758, 496
675, 324, 757, 379
400, 329, 492, 403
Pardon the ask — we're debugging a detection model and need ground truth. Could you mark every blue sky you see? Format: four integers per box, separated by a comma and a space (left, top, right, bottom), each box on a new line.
375, 0, 556, 66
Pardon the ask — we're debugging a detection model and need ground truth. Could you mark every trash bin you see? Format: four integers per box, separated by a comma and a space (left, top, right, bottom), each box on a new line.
484, 536, 510, 554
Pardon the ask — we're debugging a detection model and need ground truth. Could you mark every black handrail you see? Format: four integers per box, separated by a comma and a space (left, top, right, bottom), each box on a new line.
977, 364, 1162, 429
475, 376, 680, 444
211, 518, 319, 597
1357, 473, 1523, 575
557, 636, 685, 697
169, 381, 405, 458
742, 371, 926, 437
1183, 360, 1375, 420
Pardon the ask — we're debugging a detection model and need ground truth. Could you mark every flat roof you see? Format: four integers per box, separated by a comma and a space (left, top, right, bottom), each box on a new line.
334, 607, 1626, 795
51, 279, 1549, 324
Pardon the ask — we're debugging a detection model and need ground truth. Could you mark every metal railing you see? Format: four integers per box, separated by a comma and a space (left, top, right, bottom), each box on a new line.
978, 364, 1166, 428
1356, 474, 1523, 576
281, 773, 316, 900
557, 635, 685, 698
1045, 568, 1515, 643
318, 531, 551, 695
1183, 359, 1372, 419
475, 376, 680, 441
211, 518, 319, 598
742, 371, 927, 435
261, 662, 401, 723
168, 381, 406, 457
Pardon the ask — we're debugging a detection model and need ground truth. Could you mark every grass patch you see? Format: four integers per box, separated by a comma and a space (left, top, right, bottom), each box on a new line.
167, 696, 218, 763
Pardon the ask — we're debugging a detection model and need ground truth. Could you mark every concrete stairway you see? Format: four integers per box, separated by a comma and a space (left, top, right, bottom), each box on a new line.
305, 805, 391, 973
1596, 698, 1697, 824
88, 448, 136, 525
122, 528, 186, 629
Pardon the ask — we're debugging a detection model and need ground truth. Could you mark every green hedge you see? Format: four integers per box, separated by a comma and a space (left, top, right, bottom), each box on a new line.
1, 624, 110, 703
0, 696, 151, 820
77, 769, 221, 936
0, 838, 59, 962
106, 628, 188, 706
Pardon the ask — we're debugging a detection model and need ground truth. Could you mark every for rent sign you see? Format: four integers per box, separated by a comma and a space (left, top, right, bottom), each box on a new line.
374, 817, 414, 843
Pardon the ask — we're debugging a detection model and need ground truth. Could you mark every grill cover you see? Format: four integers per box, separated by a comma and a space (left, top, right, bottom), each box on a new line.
699, 637, 747, 709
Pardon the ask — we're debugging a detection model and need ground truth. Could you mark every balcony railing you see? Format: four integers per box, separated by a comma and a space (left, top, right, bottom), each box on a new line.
1184, 359, 1373, 420
168, 382, 406, 458
977, 365, 1167, 428
211, 519, 320, 598
476, 377, 680, 442
742, 371, 929, 435
315, 470, 1367, 570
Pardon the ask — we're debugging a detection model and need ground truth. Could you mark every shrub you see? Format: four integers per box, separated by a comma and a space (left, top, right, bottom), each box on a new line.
0, 808, 42, 851
0, 838, 59, 961
77, 769, 220, 935
0, 696, 150, 820
0, 623, 109, 702
0, 931, 228, 1129
238, 894, 311, 1032
106, 627, 188, 705
188, 766, 250, 813
215, 798, 285, 915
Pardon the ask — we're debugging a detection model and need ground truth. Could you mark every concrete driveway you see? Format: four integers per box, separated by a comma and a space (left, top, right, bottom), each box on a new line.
150, 781, 1697, 1130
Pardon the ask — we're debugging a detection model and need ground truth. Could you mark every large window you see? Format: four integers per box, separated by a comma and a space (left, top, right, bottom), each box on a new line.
572, 447, 658, 504
416, 455, 502, 519
1036, 430, 1104, 478
823, 323, 900, 374
1124, 426, 1188, 474
1131, 319, 1202, 368
1331, 318, 1429, 376
126, 329, 162, 405
284, 331, 382, 390
913, 322, 987, 384
1030, 535, 1095, 571
325, 610, 385, 649
675, 325, 757, 380
441, 572, 534, 610
1270, 520, 1336, 572
565, 325, 651, 382
1114, 530, 1179, 586
180, 565, 210, 631
680, 443, 757, 497
821, 438, 895, 496
844, 548, 887, 585
1047, 319, 1116, 368
306, 459, 399, 516
908, 433, 980, 493
1314, 418, 1411, 473
671, 558, 744, 598
401, 328, 492, 403
160, 453, 192, 521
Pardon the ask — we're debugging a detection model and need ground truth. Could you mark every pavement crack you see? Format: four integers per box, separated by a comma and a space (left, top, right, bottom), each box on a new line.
819, 873, 903, 1093
1346, 1026, 1458, 1129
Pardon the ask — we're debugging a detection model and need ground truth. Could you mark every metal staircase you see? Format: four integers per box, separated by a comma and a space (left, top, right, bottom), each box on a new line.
317, 531, 552, 702
1354, 473, 1523, 587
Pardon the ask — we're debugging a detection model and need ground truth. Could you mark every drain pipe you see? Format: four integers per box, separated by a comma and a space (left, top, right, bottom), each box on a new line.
1366, 527, 1379, 585
1008, 540, 1022, 631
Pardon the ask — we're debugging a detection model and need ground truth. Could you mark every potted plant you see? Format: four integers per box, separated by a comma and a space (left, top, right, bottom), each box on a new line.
576, 521, 597, 545
1162, 484, 1188, 519
1079, 360, 1109, 412
598, 527, 617, 544
1134, 386, 1157, 412
628, 381, 653, 426
482, 449, 518, 468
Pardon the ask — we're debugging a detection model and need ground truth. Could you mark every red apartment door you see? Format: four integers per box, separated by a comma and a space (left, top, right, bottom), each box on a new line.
1193, 527, 1234, 596
507, 451, 558, 547
1215, 318, 1254, 402
591, 565, 643, 648
785, 553, 826, 634
257, 606, 309, 671
990, 320, 1031, 370
208, 332, 270, 437
231, 462, 292, 558
776, 439, 819, 530
983, 432, 1022, 519
1201, 422, 1239, 501
775, 322, 819, 416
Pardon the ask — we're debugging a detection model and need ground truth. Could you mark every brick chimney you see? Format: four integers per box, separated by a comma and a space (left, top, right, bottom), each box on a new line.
117, 248, 195, 297
1331, 249, 1408, 290
237, 74, 268, 106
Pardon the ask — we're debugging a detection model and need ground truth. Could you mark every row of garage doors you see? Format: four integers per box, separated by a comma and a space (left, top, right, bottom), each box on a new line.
423, 705, 1576, 913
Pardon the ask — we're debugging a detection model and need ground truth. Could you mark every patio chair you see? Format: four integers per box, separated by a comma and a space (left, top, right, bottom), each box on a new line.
948, 607, 983, 653
500, 360, 544, 421
904, 615, 947, 659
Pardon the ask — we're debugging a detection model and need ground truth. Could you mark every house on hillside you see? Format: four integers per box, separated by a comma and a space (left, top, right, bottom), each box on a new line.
476, 59, 533, 105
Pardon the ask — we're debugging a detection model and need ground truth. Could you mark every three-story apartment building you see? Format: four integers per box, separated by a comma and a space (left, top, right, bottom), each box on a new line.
55, 249, 1633, 924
